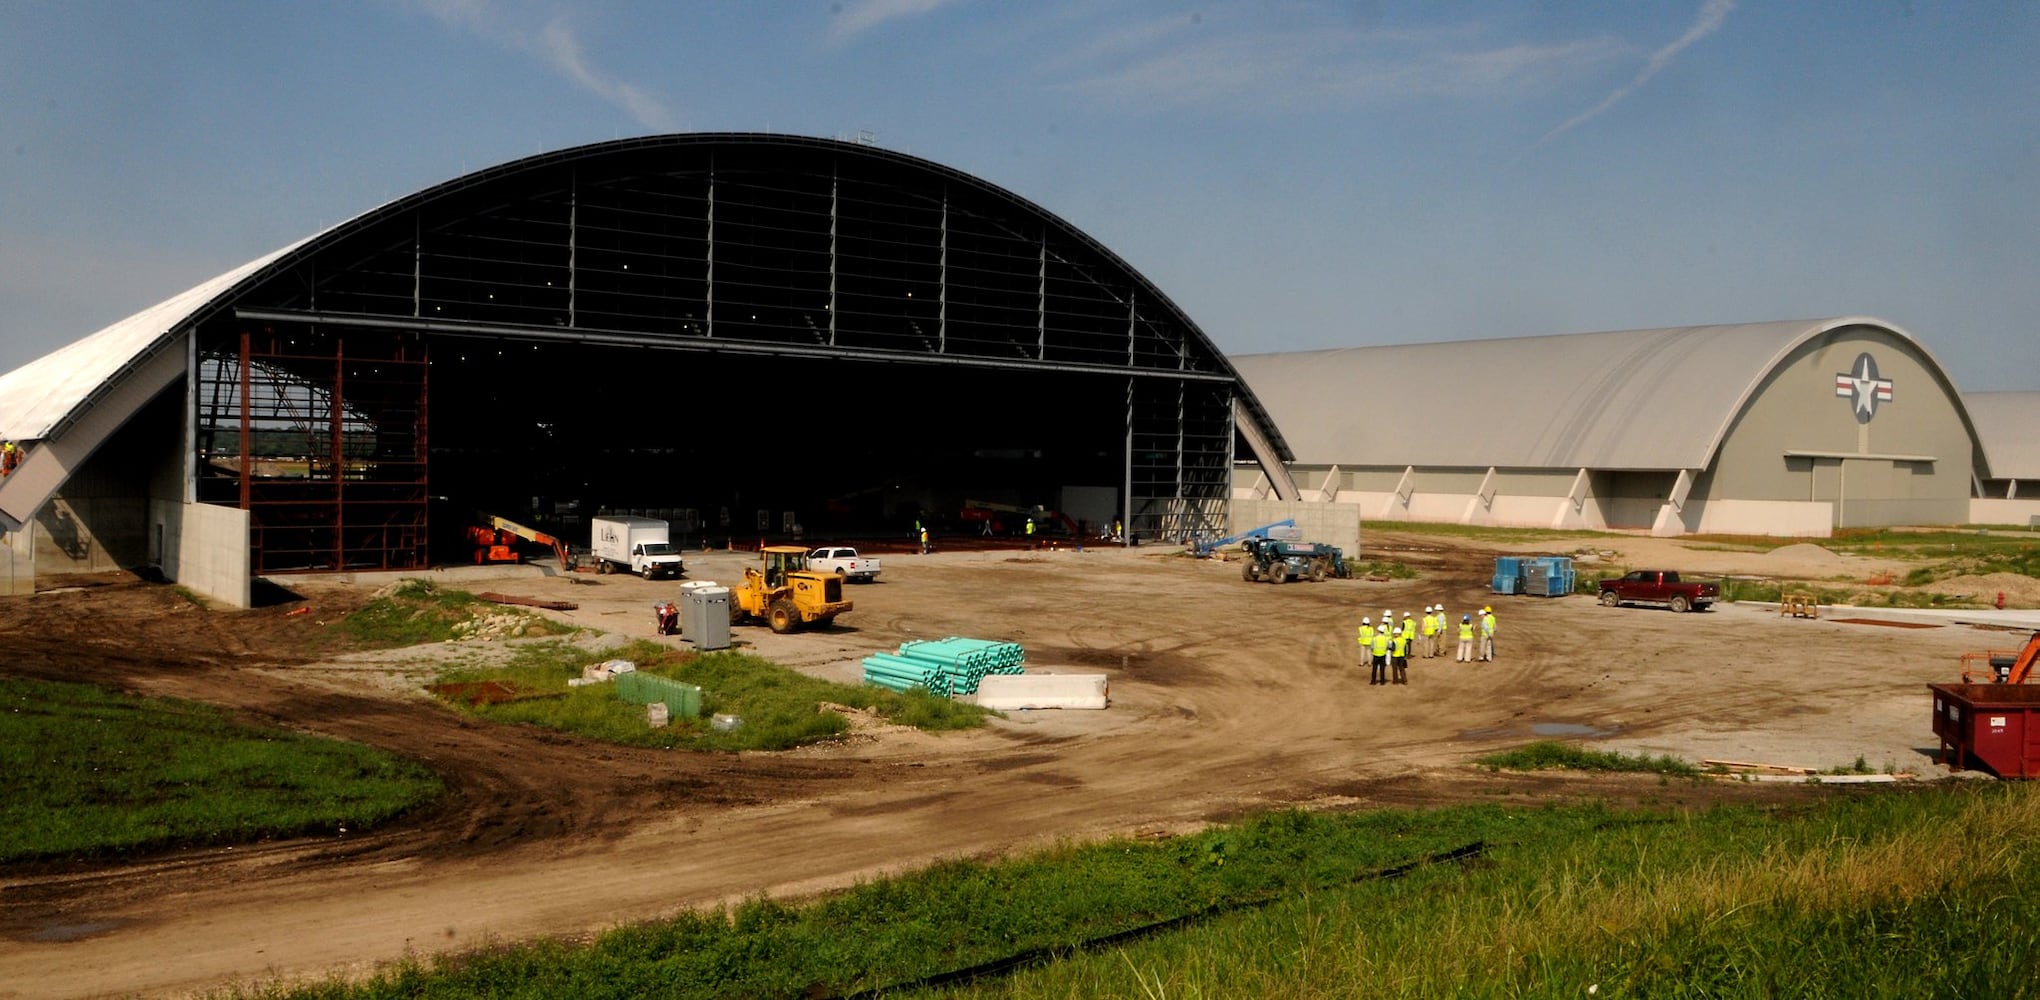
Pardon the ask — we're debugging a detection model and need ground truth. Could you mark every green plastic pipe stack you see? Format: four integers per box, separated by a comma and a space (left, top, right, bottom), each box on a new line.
861, 652, 955, 697
863, 636, 1024, 696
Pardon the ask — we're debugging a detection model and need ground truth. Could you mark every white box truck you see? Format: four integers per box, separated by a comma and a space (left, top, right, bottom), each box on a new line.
591, 516, 686, 579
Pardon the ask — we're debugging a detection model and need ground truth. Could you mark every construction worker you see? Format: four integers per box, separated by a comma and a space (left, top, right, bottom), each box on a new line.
1480, 606, 1498, 662
1457, 614, 1475, 662
0, 440, 16, 476
1370, 623, 1391, 686
919, 526, 930, 555
1357, 616, 1376, 680
1420, 605, 1439, 658
1025, 518, 1036, 547
1399, 611, 1417, 659
1390, 622, 1410, 684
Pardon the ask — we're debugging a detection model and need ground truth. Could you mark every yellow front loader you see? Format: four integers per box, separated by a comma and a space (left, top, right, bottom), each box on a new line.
729, 545, 853, 633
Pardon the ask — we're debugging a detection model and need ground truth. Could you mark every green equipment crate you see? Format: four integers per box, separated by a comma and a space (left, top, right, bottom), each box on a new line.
613, 671, 702, 718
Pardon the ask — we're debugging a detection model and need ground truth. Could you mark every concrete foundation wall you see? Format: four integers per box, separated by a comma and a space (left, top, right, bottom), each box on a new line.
36, 496, 146, 575
153, 500, 252, 608
1339, 487, 1614, 531
1653, 498, 1834, 538
1972, 498, 2040, 527
1229, 498, 1363, 558
0, 522, 31, 596
1601, 497, 1665, 529
31, 386, 185, 582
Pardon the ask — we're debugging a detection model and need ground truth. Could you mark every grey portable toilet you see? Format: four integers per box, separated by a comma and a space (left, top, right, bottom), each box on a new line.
684, 585, 731, 651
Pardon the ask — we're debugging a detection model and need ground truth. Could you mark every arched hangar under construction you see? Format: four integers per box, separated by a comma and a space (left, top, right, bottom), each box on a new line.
0, 134, 1299, 606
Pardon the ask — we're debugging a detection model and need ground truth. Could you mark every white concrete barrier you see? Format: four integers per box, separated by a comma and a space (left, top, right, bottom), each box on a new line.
973, 673, 1109, 710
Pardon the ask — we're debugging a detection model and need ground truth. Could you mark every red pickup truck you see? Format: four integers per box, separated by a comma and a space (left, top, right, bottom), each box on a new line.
1598, 570, 1719, 613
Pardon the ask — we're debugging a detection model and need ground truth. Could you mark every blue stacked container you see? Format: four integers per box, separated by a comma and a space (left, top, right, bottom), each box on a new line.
1491, 557, 1521, 594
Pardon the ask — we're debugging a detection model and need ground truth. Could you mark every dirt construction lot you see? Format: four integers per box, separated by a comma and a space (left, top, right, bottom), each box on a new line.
0, 531, 2025, 998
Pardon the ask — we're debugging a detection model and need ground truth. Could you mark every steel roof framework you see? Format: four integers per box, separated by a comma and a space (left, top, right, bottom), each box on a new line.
185, 135, 1256, 568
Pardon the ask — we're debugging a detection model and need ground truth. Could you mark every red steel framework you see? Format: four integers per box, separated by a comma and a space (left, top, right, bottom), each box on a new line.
199, 326, 429, 573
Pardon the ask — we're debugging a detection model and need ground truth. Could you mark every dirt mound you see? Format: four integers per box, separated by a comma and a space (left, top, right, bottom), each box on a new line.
1761, 543, 1843, 566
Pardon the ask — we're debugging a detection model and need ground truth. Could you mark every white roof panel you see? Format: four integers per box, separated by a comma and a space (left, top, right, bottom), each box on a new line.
0, 243, 302, 442
1965, 391, 2040, 481
1231, 317, 1924, 471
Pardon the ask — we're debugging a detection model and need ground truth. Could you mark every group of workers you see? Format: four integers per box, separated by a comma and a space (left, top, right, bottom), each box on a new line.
1357, 604, 1496, 685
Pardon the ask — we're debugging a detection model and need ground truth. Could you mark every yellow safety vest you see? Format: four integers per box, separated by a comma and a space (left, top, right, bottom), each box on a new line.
1482, 613, 1496, 636
1422, 613, 1437, 636
1458, 621, 1475, 641
1401, 619, 1416, 641
1357, 625, 1375, 647
1391, 631, 1408, 657
1371, 631, 1390, 656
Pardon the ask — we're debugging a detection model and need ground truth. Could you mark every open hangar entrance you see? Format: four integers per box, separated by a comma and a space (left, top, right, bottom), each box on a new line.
192, 324, 1235, 573
154, 133, 1278, 577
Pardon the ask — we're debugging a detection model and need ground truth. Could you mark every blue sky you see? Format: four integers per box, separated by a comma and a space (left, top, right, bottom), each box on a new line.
3, 1, 2036, 389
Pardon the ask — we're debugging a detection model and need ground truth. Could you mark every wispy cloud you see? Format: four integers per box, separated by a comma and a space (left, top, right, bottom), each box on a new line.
1539, 0, 1736, 145
1050, 10, 1629, 113
828, 0, 961, 44
410, 0, 679, 130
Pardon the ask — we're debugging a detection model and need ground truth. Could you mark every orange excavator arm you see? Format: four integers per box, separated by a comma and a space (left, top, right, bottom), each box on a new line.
2009, 632, 2040, 684
484, 514, 573, 571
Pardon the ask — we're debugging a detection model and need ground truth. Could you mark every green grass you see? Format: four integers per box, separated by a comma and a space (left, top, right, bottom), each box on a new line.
0, 677, 441, 863
1476, 740, 1701, 777
332, 580, 571, 647
434, 640, 991, 751
1692, 527, 2040, 580
1347, 559, 1419, 579
251, 783, 2040, 1000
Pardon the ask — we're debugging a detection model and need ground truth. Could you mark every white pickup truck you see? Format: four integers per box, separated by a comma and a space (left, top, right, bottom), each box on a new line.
808, 546, 881, 583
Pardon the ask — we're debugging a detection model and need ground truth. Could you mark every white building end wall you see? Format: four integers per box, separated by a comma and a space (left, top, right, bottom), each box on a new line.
1229, 499, 1363, 558
151, 499, 252, 608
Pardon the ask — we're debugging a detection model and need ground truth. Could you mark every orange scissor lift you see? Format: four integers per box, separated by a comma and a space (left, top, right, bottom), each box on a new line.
1960, 631, 2040, 685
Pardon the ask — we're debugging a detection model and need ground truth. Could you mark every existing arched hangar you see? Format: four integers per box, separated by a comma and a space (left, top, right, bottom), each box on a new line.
1230, 318, 1981, 537
0, 134, 1297, 603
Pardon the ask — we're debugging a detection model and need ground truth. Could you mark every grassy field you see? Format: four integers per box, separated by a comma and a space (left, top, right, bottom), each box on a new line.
431, 639, 991, 751
0, 677, 441, 863
332, 579, 573, 647
248, 780, 2040, 1000
1477, 739, 1700, 777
